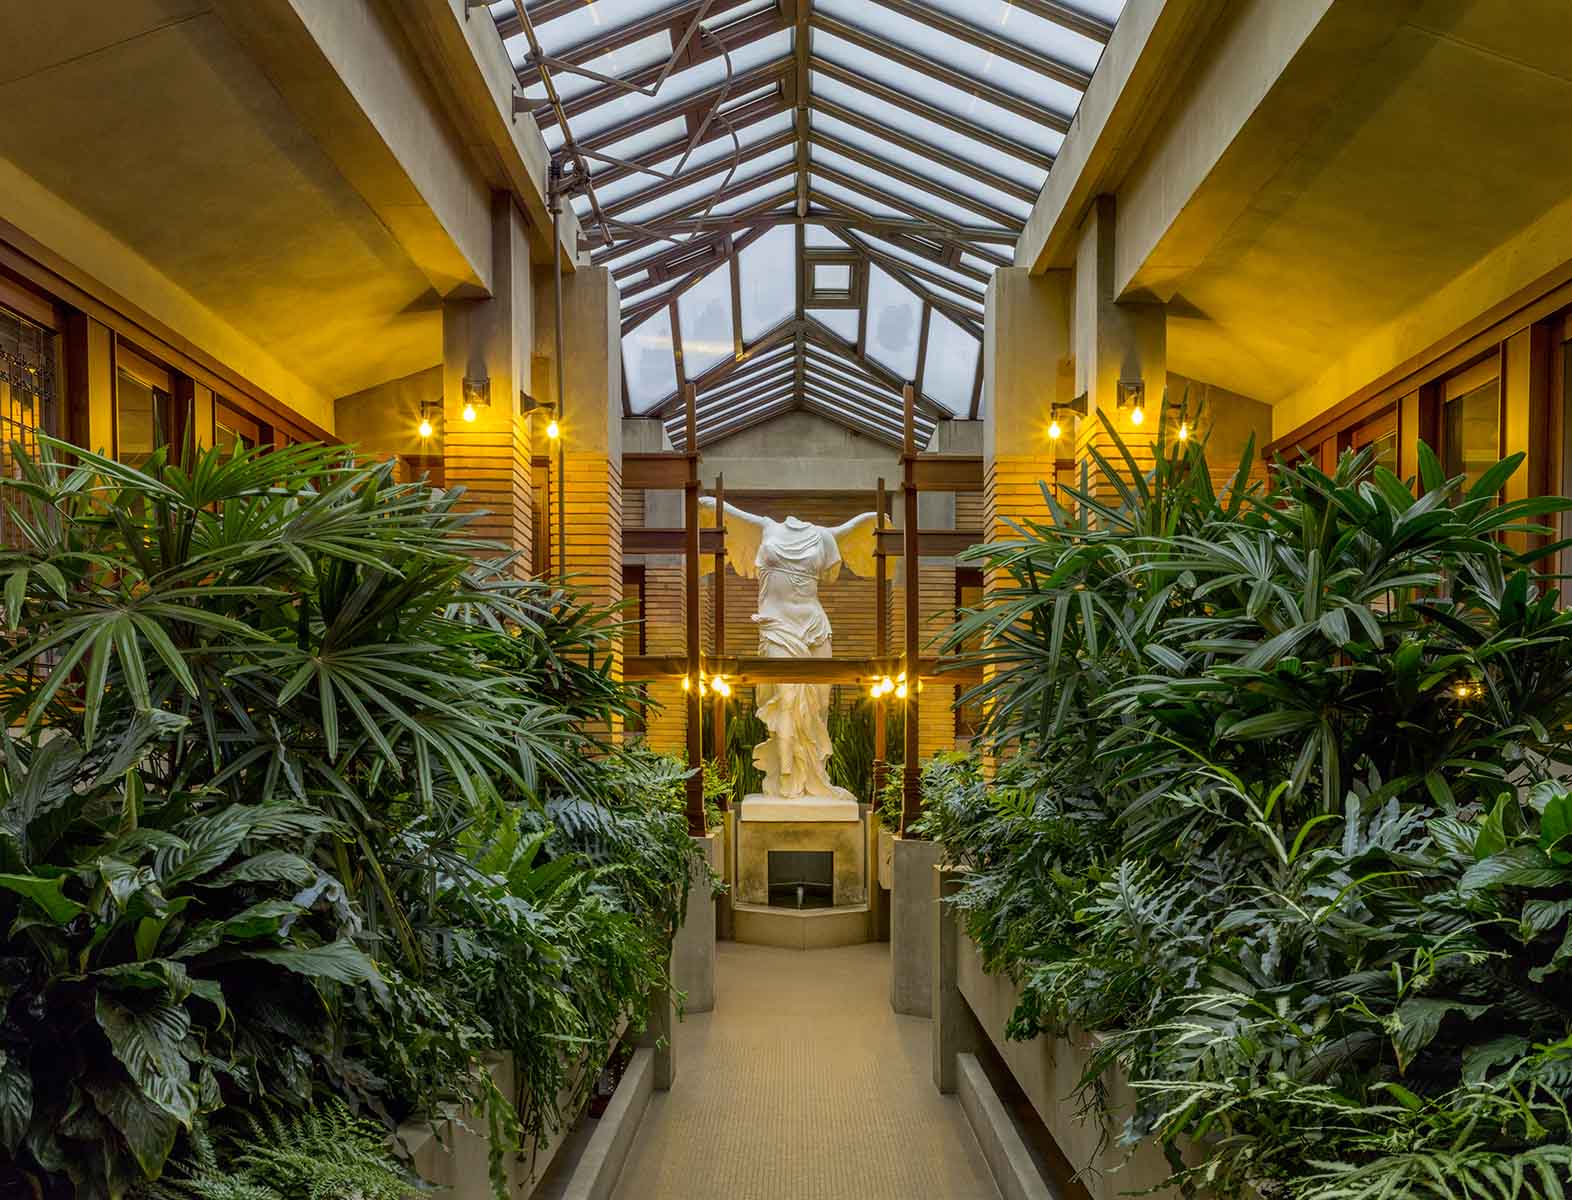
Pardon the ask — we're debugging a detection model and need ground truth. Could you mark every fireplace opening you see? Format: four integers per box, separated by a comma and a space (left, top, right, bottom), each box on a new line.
767, 850, 835, 908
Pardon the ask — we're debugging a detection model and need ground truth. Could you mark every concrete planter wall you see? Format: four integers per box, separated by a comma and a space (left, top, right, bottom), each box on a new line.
890, 836, 943, 1015
933, 868, 1181, 1200
673, 832, 721, 1012
877, 826, 895, 891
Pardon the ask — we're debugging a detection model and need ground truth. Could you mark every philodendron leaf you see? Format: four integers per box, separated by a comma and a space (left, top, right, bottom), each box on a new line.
94, 995, 197, 1124
245, 938, 387, 1002
1461, 1035, 1530, 1085
1391, 997, 1486, 1074
0, 1047, 32, 1154
0, 871, 84, 924
84, 1076, 180, 1182
1539, 793, 1572, 863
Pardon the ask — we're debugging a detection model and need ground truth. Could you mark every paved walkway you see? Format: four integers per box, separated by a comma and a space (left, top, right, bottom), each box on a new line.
611, 941, 998, 1200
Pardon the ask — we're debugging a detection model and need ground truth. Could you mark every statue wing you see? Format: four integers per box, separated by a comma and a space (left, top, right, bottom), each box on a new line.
698, 496, 767, 578
826, 511, 881, 578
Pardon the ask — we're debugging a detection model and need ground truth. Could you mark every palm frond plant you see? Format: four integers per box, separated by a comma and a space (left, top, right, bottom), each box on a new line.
926, 414, 1572, 1199
0, 439, 696, 1198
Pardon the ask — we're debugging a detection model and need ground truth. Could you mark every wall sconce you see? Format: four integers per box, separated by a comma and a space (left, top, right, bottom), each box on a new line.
1117, 379, 1146, 426
1048, 392, 1088, 443
461, 377, 490, 423
521, 391, 559, 440
417, 398, 439, 441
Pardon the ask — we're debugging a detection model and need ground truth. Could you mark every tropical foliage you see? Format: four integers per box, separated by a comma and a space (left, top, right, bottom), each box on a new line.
924, 416, 1572, 1198
0, 440, 695, 1199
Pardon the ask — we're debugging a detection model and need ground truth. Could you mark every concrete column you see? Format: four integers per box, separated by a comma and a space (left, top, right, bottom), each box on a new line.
442, 192, 534, 571
1073, 195, 1166, 499
534, 265, 623, 664
932, 866, 979, 1094
672, 833, 720, 1012
890, 835, 943, 1016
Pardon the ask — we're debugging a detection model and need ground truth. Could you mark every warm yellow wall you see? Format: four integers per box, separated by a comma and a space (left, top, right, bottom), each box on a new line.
1274, 190, 1572, 440
0, 155, 334, 432
335, 365, 442, 463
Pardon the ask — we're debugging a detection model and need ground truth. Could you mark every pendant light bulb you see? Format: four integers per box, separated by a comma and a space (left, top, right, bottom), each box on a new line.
462, 402, 477, 423
417, 417, 434, 440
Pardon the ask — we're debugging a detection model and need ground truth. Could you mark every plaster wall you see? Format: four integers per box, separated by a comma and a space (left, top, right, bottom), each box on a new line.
0, 157, 332, 430
1274, 189, 1572, 439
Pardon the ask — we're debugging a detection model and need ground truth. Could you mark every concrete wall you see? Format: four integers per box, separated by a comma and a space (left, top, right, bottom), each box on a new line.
336, 364, 442, 466
699, 409, 905, 492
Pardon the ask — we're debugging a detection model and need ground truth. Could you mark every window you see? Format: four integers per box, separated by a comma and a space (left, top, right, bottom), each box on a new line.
214, 398, 265, 453
0, 280, 61, 544
1345, 406, 1397, 475
1441, 358, 1501, 491
115, 344, 183, 466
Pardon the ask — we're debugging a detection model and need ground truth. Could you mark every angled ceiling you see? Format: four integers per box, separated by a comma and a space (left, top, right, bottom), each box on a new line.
484, 0, 1124, 447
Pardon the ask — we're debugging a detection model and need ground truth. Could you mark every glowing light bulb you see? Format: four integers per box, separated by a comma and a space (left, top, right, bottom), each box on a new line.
895, 682, 909, 700
681, 676, 690, 692
461, 402, 478, 423
1178, 421, 1189, 442
545, 419, 560, 440
1130, 403, 1145, 426
418, 417, 434, 439
698, 680, 708, 697
712, 675, 731, 698
1048, 418, 1062, 442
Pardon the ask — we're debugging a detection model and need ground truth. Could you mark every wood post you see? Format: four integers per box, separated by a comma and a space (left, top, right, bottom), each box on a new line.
684, 384, 705, 835
710, 472, 728, 804
901, 384, 921, 835
873, 476, 888, 804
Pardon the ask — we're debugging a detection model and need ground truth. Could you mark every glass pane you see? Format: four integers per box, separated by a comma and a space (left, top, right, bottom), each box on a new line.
596, 111, 793, 206
1442, 378, 1500, 490
810, 111, 1033, 222
521, 30, 673, 102
739, 225, 796, 340
521, 0, 700, 57
808, 308, 859, 343
623, 307, 678, 413
815, 30, 1064, 155
805, 223, 849, 249
921, 309, 979, 413
813, 263, 851, 290
810, 73, 1049, 190
115, 372, 171, 466
677, 264, 735, 378
811, 174, 907, 221
618, 144, 794, 223
812, 145, 1007, 228
817, 0, 1085, 118
851, 231, 986, 297
589, 117, 689, 172
919, 0, 1106, 76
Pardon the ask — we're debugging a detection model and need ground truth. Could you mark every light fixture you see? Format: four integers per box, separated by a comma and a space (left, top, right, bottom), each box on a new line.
681, 675, 691, 692
1047, 418, 1062, 442
1129, 401, 1145, 426
416, 398, 439, 441
1117, 379, 1146, 427
546, 418, 560, 440
520, 390, 560, 441
895, 682, 909, 700
711, 675, 731, 698
462, 402, 478, 423
1177, 421, 1189, 442
1048, 394, 1085, 445
461, 377, 490, 424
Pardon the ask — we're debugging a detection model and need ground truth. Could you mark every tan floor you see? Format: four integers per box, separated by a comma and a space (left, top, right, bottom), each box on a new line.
612, 941, 999, 1200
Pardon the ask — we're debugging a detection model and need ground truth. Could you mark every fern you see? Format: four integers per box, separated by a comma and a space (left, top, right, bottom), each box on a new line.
141, 1103, 421, 1200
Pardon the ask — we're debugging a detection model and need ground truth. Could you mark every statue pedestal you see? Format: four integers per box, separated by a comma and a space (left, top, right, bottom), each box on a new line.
735, 798, 867, 909
739, 794, 859, 822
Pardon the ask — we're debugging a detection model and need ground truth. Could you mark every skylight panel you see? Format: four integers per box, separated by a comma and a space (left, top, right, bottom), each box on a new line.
814, 31, 1063, 155
807, 308, 859, 343
811, 145, 1011, 229
709, 180, 793, 216
617, 145, 793, 224
738, 225, 796, 340
520, 30, 673, 100
810, 175, 906, 222
525, 0, 695, 58
816, 0, 1084, 119
921, 309, 979, 413
805, 224, 850, 249
919, 0, 1106, 76
850, 232, 987, 295
589, 117, 689, 169
810, 112, 1033, 222
865, 266, 921, 381
594, 111, 794, 206
624, 307, 679, 413
810, 74, 1049, 189
677, 264, 735, 378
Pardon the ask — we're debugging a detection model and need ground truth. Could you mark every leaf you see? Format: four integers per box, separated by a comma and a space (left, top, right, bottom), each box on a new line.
84, 1076, 180, 1182
1391, 998, 1486, 1074
1461, 847, 1568, 893
1521, 898, 1572, 941
0, 1048, 31, 1155
94, 996, 197, 1124
1540, 792, 1572, 861
0, 871, 84, 924
245, 938, 387, 1001
1461, 1035, 1529, 1085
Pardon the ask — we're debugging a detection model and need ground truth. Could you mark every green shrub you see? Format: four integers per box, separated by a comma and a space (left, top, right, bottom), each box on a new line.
0, 440, 694, 1198
930, 417, 1572, 1198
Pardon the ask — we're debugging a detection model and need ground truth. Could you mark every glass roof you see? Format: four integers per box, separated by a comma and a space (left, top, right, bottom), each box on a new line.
488, 0, 1123, 448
